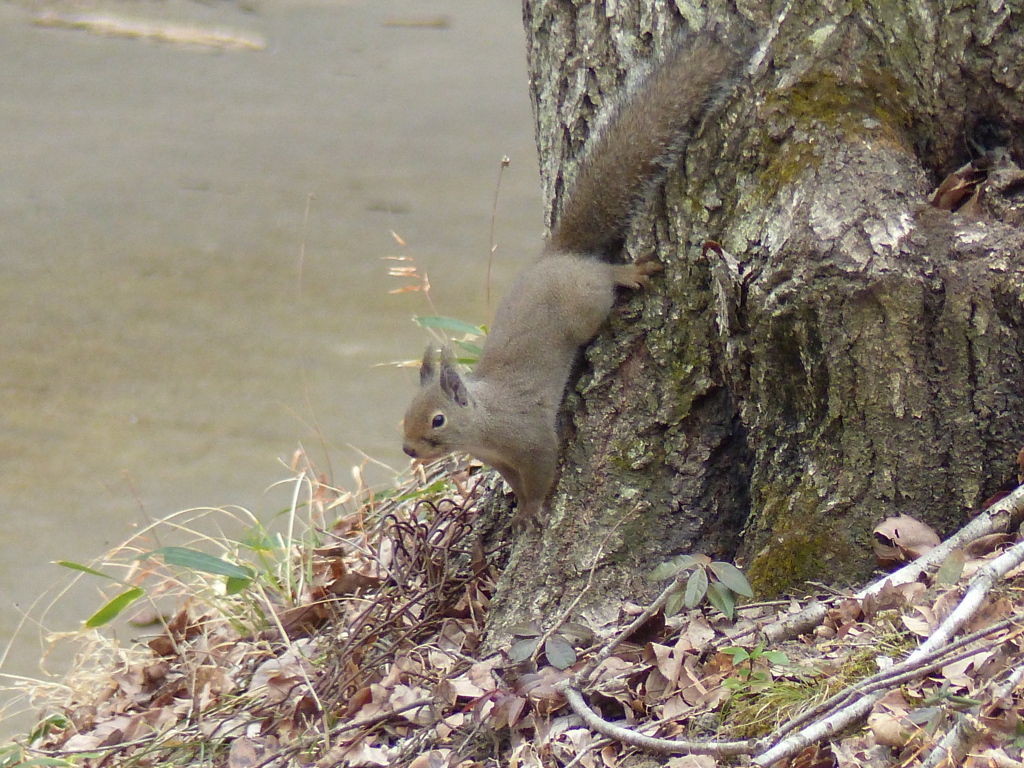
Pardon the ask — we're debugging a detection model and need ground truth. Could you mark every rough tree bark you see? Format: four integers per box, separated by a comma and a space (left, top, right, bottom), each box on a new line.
481, 0, 1024, 643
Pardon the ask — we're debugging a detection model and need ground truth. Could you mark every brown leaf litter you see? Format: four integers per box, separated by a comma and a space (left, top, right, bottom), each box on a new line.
5, 453, 1024, 768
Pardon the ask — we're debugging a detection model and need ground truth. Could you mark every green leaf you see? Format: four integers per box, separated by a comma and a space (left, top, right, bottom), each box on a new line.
650, 560, 680, 581
142, 547, 253, 580
56, 561, 116, 580
706, 580, 736, 620
685, 568, 709, 608
413, 316, 484, 337
762, 650, 790, 666
507, 637, 539, 663
544, 635, 577, 670
558, 622, 595, 646
651, 554, 701, 581
241, 527, 278, 554
720, 646, 750, 663
708, 561, 754, 597
672, 554, 702, 571
452, 339, 483, 357
391, 478, 450, 503
722, 676, 746, 692
945, 694, 983, 707
84, 587, 145, 628
225, 576, 252, 595
664, 585, 686, 617
508, 621, 543, 637
26, 714, 70, 745
0, 745, 24, 768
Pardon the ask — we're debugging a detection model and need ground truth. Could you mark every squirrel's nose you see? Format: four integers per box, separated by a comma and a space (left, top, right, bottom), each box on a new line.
403, 445, 417, 458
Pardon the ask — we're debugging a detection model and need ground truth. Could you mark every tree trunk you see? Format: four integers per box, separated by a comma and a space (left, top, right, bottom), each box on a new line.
483, 0, 1024, 642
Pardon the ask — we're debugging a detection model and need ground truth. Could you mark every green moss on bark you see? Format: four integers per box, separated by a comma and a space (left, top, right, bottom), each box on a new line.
745, 478, 861, 597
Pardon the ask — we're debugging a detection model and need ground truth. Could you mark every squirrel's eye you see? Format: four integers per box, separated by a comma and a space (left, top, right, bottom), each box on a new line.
431, 413, 446, 429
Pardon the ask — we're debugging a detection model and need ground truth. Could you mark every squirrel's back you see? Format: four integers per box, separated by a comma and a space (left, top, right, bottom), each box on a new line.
403, 33, 744, 526
548, 35, 741, 257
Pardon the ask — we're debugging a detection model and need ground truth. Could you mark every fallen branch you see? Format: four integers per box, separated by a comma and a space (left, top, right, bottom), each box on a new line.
921, 713, 980, 768
758, 483, 1024, 646
754, 537, 1024, 767
554, 565, 760, 757
556, 682, 757, 756
774, 616, 1016, 739
991, 663, 1024, 705
858, 484, 1024, 598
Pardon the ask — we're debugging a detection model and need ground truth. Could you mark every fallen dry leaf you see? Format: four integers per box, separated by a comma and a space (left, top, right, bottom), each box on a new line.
667, 754, 716, 768
873, 515, 941, 564
227, 736, 259, 768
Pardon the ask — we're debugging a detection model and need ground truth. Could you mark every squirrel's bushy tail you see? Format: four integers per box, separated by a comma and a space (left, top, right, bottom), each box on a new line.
549, 35, 742, 256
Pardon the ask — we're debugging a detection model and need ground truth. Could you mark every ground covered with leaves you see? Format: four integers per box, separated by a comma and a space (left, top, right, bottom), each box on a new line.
3, 453, 1024, 768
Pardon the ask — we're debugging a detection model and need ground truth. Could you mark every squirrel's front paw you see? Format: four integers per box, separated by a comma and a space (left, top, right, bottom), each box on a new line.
634, 260, 664, 289
612, 260, 663, 290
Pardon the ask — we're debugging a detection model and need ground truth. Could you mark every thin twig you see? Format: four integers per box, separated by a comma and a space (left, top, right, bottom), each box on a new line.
252, 582, 330, 747
485, 156, 510, 307
575, 568, 688, 685
561, 737, 613, 768
251, 697, 437, 768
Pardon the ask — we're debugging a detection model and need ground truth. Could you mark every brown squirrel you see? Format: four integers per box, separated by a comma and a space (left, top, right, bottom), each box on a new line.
402, 35, 740, 527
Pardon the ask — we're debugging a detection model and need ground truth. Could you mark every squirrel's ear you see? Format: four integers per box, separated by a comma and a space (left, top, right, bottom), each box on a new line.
438, 347, 470, 407
419, 345, 437, 386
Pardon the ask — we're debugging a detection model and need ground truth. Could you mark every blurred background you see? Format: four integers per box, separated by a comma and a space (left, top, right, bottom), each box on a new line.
0, 0, 540, 733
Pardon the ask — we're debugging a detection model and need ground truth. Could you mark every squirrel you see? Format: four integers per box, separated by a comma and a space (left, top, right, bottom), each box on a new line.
402, 35, 741, 527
